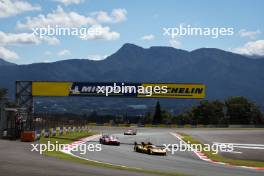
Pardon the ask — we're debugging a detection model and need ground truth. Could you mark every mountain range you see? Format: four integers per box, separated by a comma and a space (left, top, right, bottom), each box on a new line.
0, 58, 16, 66
0, 43, 264, 113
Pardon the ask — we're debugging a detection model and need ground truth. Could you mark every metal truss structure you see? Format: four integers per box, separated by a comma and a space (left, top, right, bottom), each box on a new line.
15, 81, 33, 130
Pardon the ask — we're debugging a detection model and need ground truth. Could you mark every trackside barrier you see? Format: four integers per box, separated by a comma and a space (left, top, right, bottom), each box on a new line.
228, 125, 255, 128
41, 129, 45, 136
20, 125, 91, 142
21, 131, 36, 142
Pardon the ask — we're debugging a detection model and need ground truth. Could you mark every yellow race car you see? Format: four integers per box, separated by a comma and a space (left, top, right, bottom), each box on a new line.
134, 142, 166, 155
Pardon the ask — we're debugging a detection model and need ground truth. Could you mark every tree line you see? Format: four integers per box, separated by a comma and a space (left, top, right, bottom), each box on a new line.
149, 97, 264, 126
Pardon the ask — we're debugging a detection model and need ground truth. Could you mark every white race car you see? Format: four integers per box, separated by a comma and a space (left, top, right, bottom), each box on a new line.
124, 129, 137, 135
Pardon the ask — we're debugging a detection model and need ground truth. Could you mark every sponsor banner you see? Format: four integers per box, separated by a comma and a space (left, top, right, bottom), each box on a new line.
31, 82, 205, 99
69, 82, 141, 97
138, 83, 205, 99
32, 82, 72, 96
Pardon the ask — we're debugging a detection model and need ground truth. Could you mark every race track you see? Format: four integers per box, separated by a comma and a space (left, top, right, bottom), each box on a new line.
0, 139, 155, 176
72, 127, 264, 176
179, 129, 264, 161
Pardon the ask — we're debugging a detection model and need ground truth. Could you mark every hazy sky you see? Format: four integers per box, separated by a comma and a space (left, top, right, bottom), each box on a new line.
0, 0, 263, 64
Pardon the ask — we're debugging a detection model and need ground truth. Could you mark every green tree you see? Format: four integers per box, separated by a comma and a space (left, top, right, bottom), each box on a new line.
0, 88, 18, 108
162, 110, 173, 124
144, 112, 152, 124
250, 104, 263, 125
172, 113, 190, 125
225, 96, 263, 125
152, 101, 162, 124
0, 88, 7, 99
190, 100, 224, 125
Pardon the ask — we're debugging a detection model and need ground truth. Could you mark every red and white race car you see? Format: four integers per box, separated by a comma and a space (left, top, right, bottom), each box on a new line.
124, 129, 137, 135
99, 135, 120, 146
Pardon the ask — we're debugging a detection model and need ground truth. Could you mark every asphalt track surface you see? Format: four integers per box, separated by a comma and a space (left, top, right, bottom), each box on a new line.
72, 127, 264, 176
1, 127, 264, 176
0, 139, 158, 176
179, 129, 264, 161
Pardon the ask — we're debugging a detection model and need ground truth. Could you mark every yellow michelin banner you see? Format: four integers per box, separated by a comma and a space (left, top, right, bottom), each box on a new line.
138, 83, 205, 99
31, 82, 205, 99
32, 82, 73, 96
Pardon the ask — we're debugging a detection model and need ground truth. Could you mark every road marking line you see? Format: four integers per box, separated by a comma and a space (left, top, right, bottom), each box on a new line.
213, 142, 264, 150
234, 146, 264, 150
60, 134, 143, 170
213, 142, 264, 147
170, 132, 264, 171
220, 150, 242, 154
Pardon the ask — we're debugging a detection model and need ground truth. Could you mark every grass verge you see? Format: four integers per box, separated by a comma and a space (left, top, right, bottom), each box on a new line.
39, 131, 188, 176
177, 132, 264, 167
